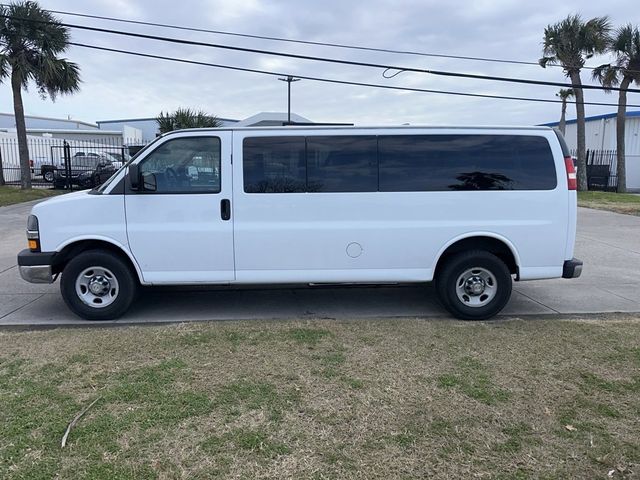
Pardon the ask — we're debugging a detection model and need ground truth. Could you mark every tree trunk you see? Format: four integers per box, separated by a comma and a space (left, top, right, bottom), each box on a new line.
615, 77, 631, 193
559, 99, 567, 136
570, 71, 587, 191
11, 69, 31, 190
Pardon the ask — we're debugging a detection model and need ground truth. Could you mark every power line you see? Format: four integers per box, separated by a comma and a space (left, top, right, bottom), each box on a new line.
68, 42, 640, 108
1, 13, 638, 94
20, 6, 615, 73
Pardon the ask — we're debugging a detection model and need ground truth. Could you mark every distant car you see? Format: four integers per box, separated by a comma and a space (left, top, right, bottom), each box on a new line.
76, 152, 126, 169
53, 156, 116, 189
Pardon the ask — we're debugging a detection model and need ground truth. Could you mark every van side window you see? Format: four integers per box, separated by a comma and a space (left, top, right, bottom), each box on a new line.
139, 137, 221, 193
243, 137, 306, 193
243, 134, 557, 193
306, 136, 377, 192
378, 135, 557, 191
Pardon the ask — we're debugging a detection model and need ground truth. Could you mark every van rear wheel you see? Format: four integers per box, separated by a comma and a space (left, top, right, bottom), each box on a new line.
435, 250, 512, 320
60, 250, 137, 320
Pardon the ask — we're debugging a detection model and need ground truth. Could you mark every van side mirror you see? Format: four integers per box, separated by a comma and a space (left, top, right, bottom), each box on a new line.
128, 164, 140, 190
142, 172, 157, 192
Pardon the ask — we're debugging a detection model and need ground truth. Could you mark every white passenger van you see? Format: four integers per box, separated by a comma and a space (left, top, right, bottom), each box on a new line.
18, 126, 582, 321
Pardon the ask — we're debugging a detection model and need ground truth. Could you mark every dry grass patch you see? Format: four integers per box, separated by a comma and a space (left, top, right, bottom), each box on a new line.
1, 316, 639, 479
0, 186, 62, 207
578, 191, 640, 216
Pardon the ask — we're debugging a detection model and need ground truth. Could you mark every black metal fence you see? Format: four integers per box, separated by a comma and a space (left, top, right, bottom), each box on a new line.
0, 136, 149, 190
571, 149, 619, 191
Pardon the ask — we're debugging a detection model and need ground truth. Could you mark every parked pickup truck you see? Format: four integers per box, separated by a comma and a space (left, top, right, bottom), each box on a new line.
41, 151, 126, 183
53, 155, 116, 189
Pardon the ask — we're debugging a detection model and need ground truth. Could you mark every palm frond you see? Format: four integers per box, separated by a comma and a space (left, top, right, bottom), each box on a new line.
157, 108, 222, 133
0, 1, 79, 98
608, 24, 640, 84
540, 14, 610, 74
556, 88, 574, 100
582, 16, 612, 55
538, 56, 557, 68
591, 63, 621, 90
156, 111, 175, 134
35, 56, 80, 99
0, 54, 8, 80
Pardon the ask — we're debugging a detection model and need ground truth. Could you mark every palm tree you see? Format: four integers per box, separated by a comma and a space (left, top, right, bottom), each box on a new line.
556, 88, 574, 135
540, 14, 611, 191
0, 1, 80, 189
592, 25, 640, 193
156, 108, 222, 134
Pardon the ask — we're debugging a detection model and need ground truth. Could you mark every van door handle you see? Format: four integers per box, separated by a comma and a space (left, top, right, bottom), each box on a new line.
220, 199, 231, 221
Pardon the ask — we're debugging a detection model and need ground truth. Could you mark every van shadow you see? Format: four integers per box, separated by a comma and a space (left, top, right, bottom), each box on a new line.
122, 284, 446, 323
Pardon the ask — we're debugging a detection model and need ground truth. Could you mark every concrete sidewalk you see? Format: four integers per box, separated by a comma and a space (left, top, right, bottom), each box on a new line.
1, 200, 639, 326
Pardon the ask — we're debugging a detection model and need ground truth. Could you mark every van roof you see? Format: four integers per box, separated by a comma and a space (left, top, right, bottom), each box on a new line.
160, 125, 552, 135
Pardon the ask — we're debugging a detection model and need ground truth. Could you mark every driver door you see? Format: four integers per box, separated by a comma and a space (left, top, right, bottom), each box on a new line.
125, 132, 234, 284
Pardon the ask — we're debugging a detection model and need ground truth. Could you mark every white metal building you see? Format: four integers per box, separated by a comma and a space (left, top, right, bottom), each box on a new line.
0, 112, 141, 144
543, 110, 640, 191
0, 112, 99, 131
1, 112, 318, 143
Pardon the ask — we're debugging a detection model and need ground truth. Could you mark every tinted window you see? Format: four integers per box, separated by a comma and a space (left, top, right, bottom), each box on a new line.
244, 137, 306, 193
379, 135, 556, 191
306, 136, 377, 192
139, 137, 221, 193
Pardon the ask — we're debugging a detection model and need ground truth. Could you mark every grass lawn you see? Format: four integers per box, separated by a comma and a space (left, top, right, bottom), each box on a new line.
1, 316, 639, 479
578, 191, 640, 216
0, 185, 62, 207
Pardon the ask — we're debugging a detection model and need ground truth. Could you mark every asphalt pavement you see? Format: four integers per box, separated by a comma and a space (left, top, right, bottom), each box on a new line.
1, 199, 639, 325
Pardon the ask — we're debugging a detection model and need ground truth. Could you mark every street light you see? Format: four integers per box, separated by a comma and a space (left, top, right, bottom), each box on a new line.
278, 76, 301, 124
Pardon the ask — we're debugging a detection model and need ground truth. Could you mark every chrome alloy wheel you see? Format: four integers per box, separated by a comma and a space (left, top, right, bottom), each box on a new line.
75, 266, 119, 308
455, 267, 497, 308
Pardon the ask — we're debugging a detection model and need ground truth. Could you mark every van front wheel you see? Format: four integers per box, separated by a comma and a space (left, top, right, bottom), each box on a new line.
435, 250, 512, 320
60, 250, 138, 320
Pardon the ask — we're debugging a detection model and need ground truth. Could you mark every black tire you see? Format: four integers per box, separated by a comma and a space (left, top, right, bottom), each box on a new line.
43, 170, 55, 183
435, 250, 512, 321
60, 249, 138, 320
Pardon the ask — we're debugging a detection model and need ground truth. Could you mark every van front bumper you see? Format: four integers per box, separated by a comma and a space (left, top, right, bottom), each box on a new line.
17, 249, 57, 284
562, 258, 583, 279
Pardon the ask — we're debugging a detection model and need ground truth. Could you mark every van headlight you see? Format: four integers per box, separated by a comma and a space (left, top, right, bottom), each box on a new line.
27, 215, 40, 252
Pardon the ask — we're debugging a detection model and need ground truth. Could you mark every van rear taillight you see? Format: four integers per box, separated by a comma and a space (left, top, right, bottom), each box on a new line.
564, 156, 577, 190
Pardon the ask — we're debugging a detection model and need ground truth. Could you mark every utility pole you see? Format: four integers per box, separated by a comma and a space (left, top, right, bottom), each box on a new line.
278, 76, 301, 124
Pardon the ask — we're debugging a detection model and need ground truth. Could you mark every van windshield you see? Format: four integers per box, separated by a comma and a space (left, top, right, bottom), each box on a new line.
94, 138, 160, 193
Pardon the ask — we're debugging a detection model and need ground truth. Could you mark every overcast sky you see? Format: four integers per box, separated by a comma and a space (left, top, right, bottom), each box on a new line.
0, 0, 638, 126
